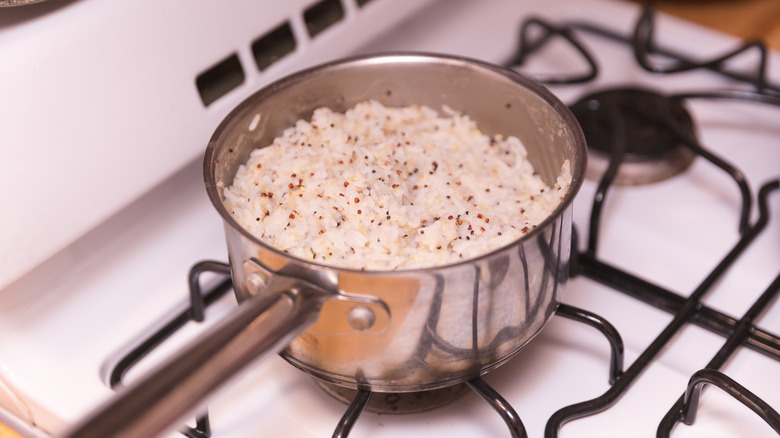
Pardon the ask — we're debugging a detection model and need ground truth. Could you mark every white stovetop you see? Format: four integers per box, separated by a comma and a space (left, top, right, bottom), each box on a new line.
1, 0, 778, 437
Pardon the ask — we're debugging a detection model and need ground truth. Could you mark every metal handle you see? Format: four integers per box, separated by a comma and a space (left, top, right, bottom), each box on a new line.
63, 274, 331, 438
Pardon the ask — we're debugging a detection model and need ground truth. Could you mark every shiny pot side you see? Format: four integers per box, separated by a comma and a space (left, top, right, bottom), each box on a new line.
209, 53, 585, 391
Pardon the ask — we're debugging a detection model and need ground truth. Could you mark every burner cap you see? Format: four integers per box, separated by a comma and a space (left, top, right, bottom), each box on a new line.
314, 379, 470, 414
569, 87, 697, 185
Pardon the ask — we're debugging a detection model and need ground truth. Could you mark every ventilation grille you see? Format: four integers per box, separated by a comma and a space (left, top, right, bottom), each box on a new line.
196, 0, 378, 107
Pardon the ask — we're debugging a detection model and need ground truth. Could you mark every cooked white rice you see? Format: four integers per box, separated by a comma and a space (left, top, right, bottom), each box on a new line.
224, 100, 571, 270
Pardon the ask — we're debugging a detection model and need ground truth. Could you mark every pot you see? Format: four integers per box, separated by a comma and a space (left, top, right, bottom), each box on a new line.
64, 52, 586, 438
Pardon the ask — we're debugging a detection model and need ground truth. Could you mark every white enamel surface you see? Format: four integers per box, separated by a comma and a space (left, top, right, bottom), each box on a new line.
0, 0, 778, 437
0, 0, 439, 289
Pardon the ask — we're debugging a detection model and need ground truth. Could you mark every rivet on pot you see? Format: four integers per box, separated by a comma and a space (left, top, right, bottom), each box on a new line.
347, 306, 376, 331
245, 271, 268, 295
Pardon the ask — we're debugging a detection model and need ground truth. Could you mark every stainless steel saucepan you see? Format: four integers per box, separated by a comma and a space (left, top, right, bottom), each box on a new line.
65, 52, 587, 438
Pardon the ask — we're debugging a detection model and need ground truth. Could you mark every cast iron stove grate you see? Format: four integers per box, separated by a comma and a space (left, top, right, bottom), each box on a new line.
509, 2, 780, 437
107, 3, 780, 437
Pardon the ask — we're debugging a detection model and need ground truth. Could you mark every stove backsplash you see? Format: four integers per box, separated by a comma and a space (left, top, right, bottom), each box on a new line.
0, 0, 437, 289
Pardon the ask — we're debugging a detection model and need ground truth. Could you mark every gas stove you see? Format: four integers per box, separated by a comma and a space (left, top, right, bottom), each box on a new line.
1, 0, 778, 437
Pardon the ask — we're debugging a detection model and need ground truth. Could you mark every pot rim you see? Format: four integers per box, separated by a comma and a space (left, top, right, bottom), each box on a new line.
203, 51, 587, 276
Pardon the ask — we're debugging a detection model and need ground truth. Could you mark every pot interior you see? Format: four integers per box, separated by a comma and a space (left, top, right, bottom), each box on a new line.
205, 53, 586, 241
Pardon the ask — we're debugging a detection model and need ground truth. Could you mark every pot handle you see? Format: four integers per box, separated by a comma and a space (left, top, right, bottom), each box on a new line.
63, 273, 332, 438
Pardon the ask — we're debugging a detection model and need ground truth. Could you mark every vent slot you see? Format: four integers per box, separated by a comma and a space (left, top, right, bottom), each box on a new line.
196, 54, 245, 107
252, 22, 296, 71
356, 0, 375, 7
304, 0, 344, 38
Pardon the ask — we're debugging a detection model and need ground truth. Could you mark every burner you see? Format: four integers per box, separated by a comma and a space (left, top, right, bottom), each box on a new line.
569, 87, 697, 185
314, 380, 470, 414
